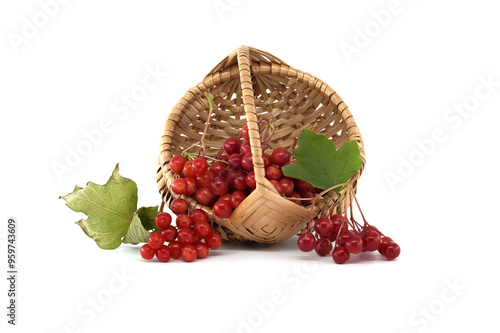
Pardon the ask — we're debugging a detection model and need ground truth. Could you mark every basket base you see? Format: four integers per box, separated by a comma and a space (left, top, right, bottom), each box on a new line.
216, 185, 311, 244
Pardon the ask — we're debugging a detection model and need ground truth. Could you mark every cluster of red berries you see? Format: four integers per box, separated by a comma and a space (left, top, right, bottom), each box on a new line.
297, 214, 400, 264
168, 124, 317, 218
140, 210, 222, 262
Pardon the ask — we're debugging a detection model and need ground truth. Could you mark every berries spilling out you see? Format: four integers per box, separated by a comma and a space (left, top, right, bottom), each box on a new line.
167, 121, 318, 219
140, 211, 222, 262
298, 214, 401, 264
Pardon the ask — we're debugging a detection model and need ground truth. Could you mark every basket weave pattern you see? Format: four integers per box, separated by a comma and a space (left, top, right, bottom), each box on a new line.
157, 46, 365, 244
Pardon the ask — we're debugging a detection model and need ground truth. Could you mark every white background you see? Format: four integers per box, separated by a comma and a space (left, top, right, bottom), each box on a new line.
1, 0, 499, 332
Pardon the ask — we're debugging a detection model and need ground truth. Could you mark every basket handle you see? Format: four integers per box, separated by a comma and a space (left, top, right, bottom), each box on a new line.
236, 46, 272, 191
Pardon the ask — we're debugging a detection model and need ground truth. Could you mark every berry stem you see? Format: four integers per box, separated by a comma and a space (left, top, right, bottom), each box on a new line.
204, 155, 228, 163
311, 182, 350, 204
327, 200, 340, 217
350, 187, 368, 225
349, 205, 362, 233
198, 92, 215, 157
181, 92, 215, 157
305, 182, 350, 233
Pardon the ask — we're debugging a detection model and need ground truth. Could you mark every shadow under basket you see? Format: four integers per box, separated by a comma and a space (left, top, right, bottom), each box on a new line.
157, 45, 365, 244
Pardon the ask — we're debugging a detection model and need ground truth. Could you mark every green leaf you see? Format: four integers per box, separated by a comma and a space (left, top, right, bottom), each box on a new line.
62, 164, 138, 249
123, 214, 152, 245
282, 129, 362, 190
137, 206, 159, 231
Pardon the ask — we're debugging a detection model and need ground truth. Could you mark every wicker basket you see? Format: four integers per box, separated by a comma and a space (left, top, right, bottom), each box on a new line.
156, 46, 365, 244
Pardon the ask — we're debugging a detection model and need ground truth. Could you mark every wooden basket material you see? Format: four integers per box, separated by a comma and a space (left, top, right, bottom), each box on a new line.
157, 46, 365, 244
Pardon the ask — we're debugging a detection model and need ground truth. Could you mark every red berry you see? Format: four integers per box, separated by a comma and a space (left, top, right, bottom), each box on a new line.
383, 243, 400, 260
140, 244, 155, 260
169, 155, 186, 174
205, 231, 222, 250
192, 157, 208, 176
363, 230, 381, 251
230, 191, 246, 208
161, 225, 177, 242
170, 198, 188, 215
325, 231, 338, 242
245, 170, 256, 188
265, 165, 282, 181
210, 176, 229, 196
193, 220, 212, 238
228, 153, 243, 170
240, 140, 251, 155
176, 214, 193, 229
289, 192, 302, 205
192, 234, 201, 245
219, 154, 229, 163
332, 246, 350, 264
195, 187, 216, 206
297, 233, 316, 252
241, 153, 254, 171
171, 178, 187, 195
279, 178, 294, 196
345, 235, 363, 254
293, 179, 312, 193
241, 124, 250, 140
181, 244, 197, 262
314, 217, 334, 237
269, 179, 284, 195
148, 232, 164, 250
156, 245, 171, 262
378, 236, 394, 254
184, 177, 197, 196
262, 154, 272, 168
315, 238, 333, 256
195, 170, 213, 187
272, 147, 290, 166
337, 230, 355, 247
182, 160, 197, 178
168, 241, 182, 259
195, 242, 210, 259
224, 137, 241, 155
219, 193, 232, 202
231, 170, 248, 191
210, 161, 227, 176
191, 209, 208, 223
177, 228, 195, 245
300, 191, 314, 206
313, 187, 323, 194
213, 200, 233, 218
330, 214, 346, 234
154, 212, 172, 230
227, 168, 237, 184
330, 214, 345, 223
365, 225, 379, 233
